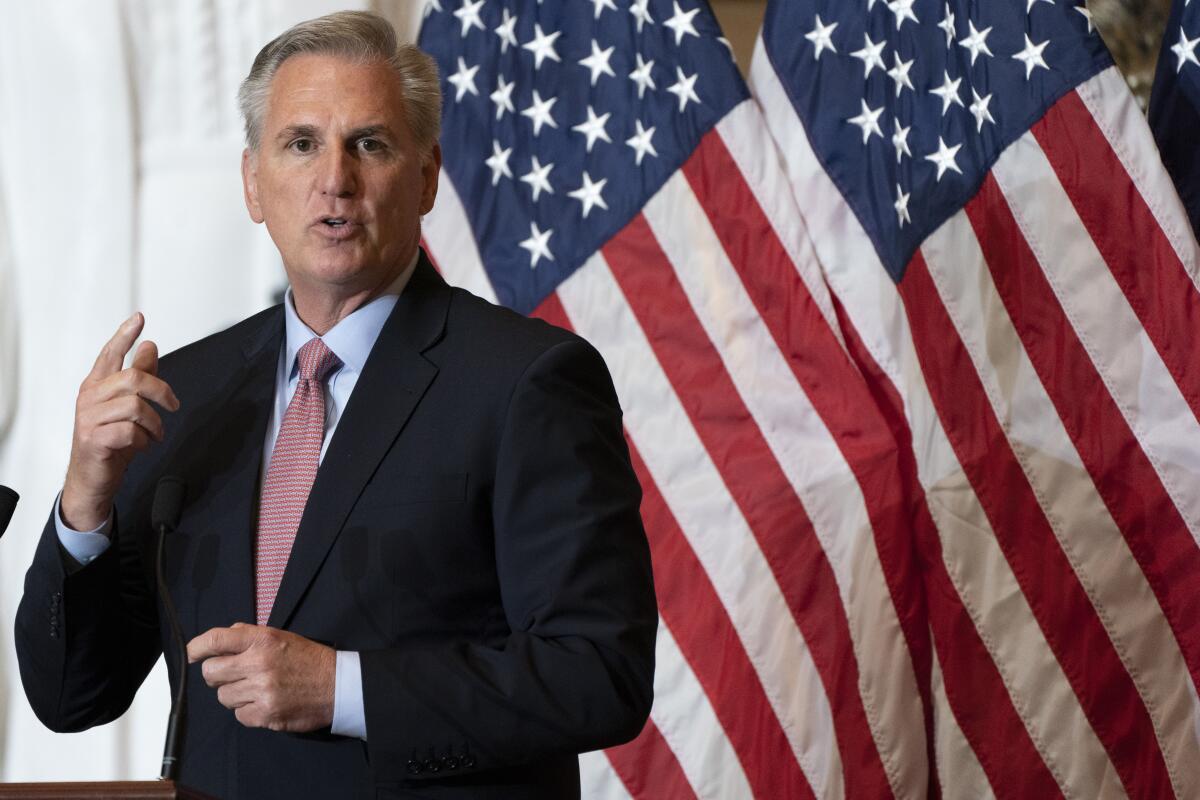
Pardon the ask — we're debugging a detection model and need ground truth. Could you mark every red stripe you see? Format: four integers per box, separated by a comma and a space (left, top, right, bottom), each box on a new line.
829, 292, 1061, 800
1032, 89, 1200, 424
419, 238, 441, 273
898, 251, 1173, 800
679, 129, 928, 795
967, 173, 1200, 710
604, 718, 698, 800
602, 218, 850, 798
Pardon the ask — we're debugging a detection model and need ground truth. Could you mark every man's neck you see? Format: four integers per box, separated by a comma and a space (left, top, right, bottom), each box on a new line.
288, 251, 420, 335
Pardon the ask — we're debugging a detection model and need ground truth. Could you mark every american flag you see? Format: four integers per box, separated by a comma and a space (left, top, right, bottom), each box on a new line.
1151, 0, 1200, 239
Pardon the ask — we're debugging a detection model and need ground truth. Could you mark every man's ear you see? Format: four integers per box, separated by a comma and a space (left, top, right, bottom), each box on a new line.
419, 143, 442, 216
242, 149, 264, 224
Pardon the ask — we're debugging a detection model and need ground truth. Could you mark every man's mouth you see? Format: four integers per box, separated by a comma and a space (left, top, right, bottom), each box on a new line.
323, 217, 349, 227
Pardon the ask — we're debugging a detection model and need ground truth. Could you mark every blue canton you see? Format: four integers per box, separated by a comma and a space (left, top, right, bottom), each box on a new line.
1150, 0, 1200, 240
419, 0, 748, 314
762, 0, 1111, 282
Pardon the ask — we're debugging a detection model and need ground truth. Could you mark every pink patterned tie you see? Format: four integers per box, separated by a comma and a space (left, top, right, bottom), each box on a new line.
255, 337, 342, 625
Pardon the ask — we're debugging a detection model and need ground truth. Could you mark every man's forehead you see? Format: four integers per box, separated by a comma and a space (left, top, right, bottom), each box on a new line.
264, 54, 407, 129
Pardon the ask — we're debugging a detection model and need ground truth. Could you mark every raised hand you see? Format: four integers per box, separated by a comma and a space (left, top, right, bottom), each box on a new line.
60, 313, 181, 531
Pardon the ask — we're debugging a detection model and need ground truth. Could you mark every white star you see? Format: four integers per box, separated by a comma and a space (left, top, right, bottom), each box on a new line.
484, 140, 513, 186
589, 0, 618, 19
422, 0, 443, 19
579, 40, 616, 85
625, 120, 658, 165
969, 89, 996, 132
664, 1, 700, 46
1027, 0, 1053, 11
490, 74, 515, 119
667, 66, 700, 112
925, 136, 963, 181
892, 119, 912, 163
572, 105, 613, 152
523, 24, 562, 69
1013, 34, 1050, 79
453, 0, 485, 37
629, 54, 657, 99
1076, 5, 1095, 34
630, 0, 654, 33
447, 57, 479, 102
568, 172, 609, 218
494, 8, 518, 53
848, 99, 884, 144
1171, 28, 1200, 73
887, 0, 919, 30
718, 36, 733, 55
887, 53, 915, 97
851, 34, 888, 79
930, 71, 964, 115
521, 90, 558, 136
520, 156, 554, 201
519, 222, 554, 268
805, 15, 838, 60
937, 3, 956, 47
958, 21, 994, 65
894, 184, 911, 227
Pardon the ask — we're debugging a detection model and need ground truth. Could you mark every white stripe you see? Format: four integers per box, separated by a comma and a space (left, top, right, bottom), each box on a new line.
990, 131, 1200, 544
641, 165, 924, 798
923, 208, 1197, 798
649, 621, 753, 800
422, 176, 498, 303
929, 629, 995, 800
578, 751, 635, 800
557, 252, 840, 798
748, 41, 1104, 798
1076, 67, 1200, 294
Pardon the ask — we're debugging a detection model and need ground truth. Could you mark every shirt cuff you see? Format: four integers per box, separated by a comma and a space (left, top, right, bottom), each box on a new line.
331, 650, 367, 740
54, 492, 114, 566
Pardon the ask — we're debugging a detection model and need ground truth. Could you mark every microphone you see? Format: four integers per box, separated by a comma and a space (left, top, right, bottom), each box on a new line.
152, 476, 187, 782
0, 485, 17, 538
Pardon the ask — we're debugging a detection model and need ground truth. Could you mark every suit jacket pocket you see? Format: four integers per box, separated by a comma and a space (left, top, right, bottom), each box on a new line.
356, 472, 467, 508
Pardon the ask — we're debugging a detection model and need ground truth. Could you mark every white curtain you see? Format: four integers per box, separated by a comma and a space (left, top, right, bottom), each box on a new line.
0, 0, 422, 781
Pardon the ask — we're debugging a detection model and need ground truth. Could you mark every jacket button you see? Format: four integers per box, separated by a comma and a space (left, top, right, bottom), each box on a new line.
423, 758, 440, 773
462, 755, 476, 768
441, 755, 459, 770
405, 759, 422, 775
49, 629, 59, 639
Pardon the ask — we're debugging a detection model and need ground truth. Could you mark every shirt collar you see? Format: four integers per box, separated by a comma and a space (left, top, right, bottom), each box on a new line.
282, 249, 420, 378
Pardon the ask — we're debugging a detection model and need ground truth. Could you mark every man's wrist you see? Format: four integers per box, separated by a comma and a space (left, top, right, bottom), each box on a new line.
59, 483, 113, 532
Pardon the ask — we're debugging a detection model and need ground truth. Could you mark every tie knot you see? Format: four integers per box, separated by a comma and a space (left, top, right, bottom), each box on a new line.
296, 338, 341, 383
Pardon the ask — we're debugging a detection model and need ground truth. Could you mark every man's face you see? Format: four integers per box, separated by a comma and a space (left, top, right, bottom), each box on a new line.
242, 54, 440, 296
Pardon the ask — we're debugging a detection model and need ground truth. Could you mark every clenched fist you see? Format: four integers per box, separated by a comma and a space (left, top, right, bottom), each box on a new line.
60, 313, 180, 531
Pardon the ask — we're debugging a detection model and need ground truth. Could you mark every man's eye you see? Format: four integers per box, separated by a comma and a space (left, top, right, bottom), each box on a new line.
290, 139, 315, 153
358, 138, 383, 153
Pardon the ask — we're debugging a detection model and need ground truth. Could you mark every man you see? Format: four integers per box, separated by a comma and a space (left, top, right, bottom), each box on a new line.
15, 11, 656, 799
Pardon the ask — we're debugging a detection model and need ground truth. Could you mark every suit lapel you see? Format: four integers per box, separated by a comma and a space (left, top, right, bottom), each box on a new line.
268, 254, 452, 629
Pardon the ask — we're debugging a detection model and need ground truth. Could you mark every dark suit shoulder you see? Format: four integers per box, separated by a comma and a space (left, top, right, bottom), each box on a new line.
155, 305, 282, 393
442, 286, 588, 369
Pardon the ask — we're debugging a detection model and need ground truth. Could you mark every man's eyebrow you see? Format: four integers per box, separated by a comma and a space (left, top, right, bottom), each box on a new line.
276, 124, 319, 142
346, 125, 392, 140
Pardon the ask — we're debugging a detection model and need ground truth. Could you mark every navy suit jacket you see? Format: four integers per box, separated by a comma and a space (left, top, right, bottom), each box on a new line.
15, 253, 657, 799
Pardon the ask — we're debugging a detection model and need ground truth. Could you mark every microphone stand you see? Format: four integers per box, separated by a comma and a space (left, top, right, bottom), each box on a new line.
153, 477, 188, 782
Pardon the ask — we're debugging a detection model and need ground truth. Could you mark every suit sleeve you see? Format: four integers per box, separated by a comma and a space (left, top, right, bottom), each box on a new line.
359, 337, 657, 779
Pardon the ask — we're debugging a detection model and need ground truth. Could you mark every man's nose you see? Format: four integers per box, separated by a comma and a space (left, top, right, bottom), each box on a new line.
319, 147, 358, 197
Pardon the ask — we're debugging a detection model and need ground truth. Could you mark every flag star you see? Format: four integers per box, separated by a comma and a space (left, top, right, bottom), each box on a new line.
1013, 34, 1050, 79
887, 53, 915, 96
848, 99, 884, 144
519, 222, 554, 268
1027, 0, 1053, 11
969, 89, 996, 132
930, 71, 964, 115
625, 120, 658, 165
452, 0, 485, 37
664, 1, 701, 46
494, 8, 519, 53
925, 136, 963, 181
520, 156, 554, 201
572, 105, 613, 152
718, 36, 733, 54
590, 0, 618, 19
667, 66, 700, 112
937, 3, 956, 47
887, 0, 919, 30
521, 90, 558, 135
805, 15, 838, 60
629, 54, 657, 99
490, 74, 515, 119
1076, 5, 1095, 33
579, 40, 616, 85
630, 0, 654, 33
568, 172, 609, 218
484, 140, 513, 186
892, 119, 912, 163
523, 24, 562, 69
422, 0, 443, 19
851, 34, 888, 78
895, 184, 911, 227
447, 57, 480, 102
1171, 28, 1200, 73
958, 21, 994, 65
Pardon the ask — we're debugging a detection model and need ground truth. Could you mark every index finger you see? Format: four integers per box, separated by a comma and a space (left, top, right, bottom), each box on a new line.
88, 313, 144, 382
187, 625, 255, 663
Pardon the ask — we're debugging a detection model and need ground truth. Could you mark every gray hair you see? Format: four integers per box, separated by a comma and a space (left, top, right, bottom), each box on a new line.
238, 11, 441, 154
